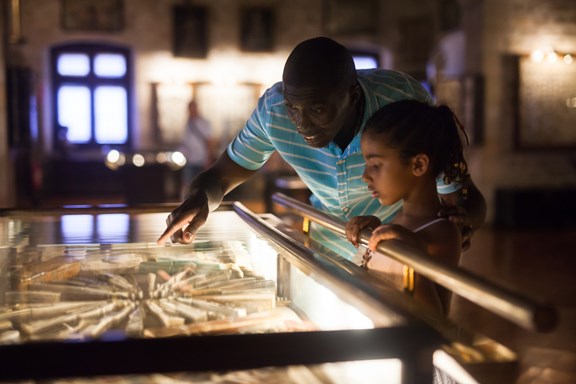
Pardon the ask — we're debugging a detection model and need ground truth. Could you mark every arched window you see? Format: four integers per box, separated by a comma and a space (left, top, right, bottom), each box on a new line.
51, 43, 132, 149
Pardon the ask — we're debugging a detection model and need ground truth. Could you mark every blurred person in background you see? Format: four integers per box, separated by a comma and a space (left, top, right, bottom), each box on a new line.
179, 100, 214, 198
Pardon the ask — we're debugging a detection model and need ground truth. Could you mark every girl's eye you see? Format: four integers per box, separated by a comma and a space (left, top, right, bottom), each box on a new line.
367, 162, 380, 170
310, 106, 325, 115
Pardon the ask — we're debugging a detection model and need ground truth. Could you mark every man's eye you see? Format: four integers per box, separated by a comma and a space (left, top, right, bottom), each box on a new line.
311, 107, 325, 114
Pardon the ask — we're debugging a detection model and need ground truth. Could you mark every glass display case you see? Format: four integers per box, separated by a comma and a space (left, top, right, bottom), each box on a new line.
0, 202, 444, 383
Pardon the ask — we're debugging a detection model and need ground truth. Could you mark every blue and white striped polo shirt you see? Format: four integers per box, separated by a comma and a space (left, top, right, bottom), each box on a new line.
228, 69, 459, 259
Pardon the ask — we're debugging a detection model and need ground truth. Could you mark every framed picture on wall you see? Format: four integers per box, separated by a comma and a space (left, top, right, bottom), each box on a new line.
433, 75, 484, 146
514, 55, 576, 149
173, 5, 209, 58
61, 0, 124, 32
150, 81, 262, 146
323, 0, 378, 35
240, 7, 274, 52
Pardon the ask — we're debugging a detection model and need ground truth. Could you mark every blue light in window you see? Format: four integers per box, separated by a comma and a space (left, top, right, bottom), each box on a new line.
96, 214, 129, 243
61, 215, 94, 243
58, 86, 91, 143
94, 53, 127, 77
353, 56, 379, 70
57, 53, 90, 76
95, 86, 128, 144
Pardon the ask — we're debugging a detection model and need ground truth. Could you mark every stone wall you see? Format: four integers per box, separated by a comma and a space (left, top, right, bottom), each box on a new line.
2, 0, 575, 223
478, 0, 576, 223
5, 0, 440, 154
3, 0, 328, 153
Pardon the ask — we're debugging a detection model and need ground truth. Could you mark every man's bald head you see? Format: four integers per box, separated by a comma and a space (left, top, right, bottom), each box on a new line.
282, 37, 357, 91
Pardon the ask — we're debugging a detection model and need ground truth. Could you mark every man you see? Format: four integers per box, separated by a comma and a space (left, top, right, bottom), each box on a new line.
157, 37, 486, 258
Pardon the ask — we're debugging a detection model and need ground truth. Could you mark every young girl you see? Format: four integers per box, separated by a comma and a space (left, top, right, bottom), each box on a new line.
345, 99, 470, 314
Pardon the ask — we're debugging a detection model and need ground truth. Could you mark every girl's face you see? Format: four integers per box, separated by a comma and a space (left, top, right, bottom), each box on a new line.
360, 131, 417, 206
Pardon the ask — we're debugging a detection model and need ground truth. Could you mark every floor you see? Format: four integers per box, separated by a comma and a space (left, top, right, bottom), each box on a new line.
29, 193, 576, 383
450, 226, 576, 384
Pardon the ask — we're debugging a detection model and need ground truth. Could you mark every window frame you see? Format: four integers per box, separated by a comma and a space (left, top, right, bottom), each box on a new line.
51, 42, 133, 151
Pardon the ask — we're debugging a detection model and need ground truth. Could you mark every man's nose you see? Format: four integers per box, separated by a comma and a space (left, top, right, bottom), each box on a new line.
361, 168, 370, 182
293, 111, 310, 129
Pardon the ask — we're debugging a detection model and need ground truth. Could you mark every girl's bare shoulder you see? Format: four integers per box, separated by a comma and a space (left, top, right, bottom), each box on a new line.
419, 219, 462, 265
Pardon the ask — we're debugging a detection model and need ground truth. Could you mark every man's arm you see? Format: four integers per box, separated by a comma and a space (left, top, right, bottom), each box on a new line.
187, 150, 257, 210
157, 151, 256, 244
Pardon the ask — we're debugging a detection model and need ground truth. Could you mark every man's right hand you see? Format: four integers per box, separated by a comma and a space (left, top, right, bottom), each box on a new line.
156, 189, 210, 245
156, 151, 258, 245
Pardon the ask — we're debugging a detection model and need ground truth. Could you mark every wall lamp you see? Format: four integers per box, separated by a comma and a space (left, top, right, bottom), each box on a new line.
530, 47, 573, 64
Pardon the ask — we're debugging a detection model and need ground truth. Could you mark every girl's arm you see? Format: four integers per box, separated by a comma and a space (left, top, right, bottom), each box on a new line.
367, 222, 461, 314
417, 220, 462, 313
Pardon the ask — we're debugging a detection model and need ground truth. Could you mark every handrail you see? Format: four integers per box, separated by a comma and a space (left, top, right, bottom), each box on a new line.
231, 202, 427, 326
272, 192, 557, 332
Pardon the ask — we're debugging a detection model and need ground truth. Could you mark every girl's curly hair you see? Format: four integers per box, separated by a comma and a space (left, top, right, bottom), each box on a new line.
364, 99, 470, 195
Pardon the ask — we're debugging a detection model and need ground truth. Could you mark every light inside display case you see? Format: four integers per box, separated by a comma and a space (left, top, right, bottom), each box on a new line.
0, 204, 441, 383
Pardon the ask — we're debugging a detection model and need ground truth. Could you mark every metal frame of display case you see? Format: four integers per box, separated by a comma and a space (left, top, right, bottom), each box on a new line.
0, 202, 443, 383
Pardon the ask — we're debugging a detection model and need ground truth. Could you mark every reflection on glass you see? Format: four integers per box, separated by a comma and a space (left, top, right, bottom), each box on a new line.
94, 53, 127, 77
95, 86, 128, 144
61, 215, 94, 243
246, 234, 278, 281
57, 53, 90, 76
434, 350, 478, 384
97, 214, 129, 243
58, 86, 91, 143
15, 360, 402, 383
323, 359, 402, 384
290, 267, 373, 330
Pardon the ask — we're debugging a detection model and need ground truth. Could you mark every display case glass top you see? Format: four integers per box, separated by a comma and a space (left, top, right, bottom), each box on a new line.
0, 204, 441, 383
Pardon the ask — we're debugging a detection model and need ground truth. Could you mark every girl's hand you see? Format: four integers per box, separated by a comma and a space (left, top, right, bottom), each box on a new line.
345, 215, 382, 247
368, 224, 428, 254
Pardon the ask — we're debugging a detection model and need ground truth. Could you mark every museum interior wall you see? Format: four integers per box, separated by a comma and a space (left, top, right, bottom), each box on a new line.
1, 0, 575, 228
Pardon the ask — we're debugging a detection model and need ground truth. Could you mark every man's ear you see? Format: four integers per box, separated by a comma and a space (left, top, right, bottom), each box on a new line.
411, 154, 430, 176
